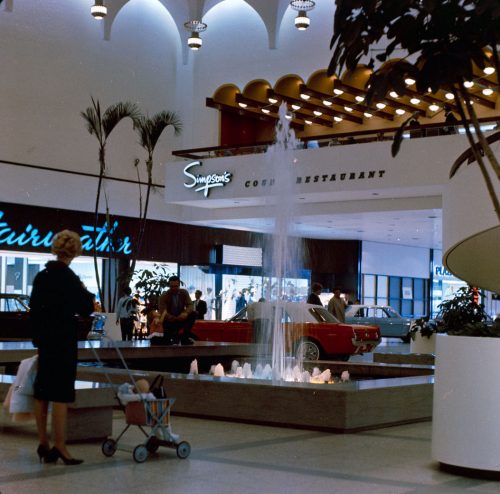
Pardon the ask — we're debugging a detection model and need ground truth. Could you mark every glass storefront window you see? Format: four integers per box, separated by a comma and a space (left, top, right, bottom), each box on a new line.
376, 275, 388, 305
221, 274, 263, 319
180, 266, 215, 319
0, 250, 101, 299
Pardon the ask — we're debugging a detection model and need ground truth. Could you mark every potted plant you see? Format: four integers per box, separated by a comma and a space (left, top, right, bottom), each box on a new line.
430, 286, 500, 472
327, 1, 500, 472
408, 318, 440, 354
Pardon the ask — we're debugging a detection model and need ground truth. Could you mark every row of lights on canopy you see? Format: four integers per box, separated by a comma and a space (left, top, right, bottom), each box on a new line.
238, 66, 497, 125
90, 1, 316, 49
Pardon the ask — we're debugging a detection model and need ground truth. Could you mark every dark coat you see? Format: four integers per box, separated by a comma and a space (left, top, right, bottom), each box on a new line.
30, 260, 94, 403
193, 299, 208, 320
307, 292, 323, 306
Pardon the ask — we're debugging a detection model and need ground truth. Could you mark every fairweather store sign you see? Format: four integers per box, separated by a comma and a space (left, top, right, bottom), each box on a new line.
183, 161, 232, 197
0, 210, 133, 255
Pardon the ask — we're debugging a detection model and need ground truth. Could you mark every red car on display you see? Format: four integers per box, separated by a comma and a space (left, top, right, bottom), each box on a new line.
191, 302, 381, 361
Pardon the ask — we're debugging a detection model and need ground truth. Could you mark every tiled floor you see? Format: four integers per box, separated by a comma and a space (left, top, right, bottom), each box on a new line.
1, 412, 499, 494
1, 340, 498, 493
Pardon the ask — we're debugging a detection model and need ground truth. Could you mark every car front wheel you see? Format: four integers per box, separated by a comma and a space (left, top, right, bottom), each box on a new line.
295, 339, 322, 361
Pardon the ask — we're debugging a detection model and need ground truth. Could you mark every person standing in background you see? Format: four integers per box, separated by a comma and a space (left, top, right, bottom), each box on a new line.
307, 282, 323, 306
205, 287, 215, 320
30, 230, 95, 465
328, 287, 347, 323
115, 286, 138, 341
193, 290, 208, 320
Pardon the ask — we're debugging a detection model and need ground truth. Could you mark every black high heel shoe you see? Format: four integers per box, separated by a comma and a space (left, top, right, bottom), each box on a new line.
36, 444, 51, 463
46, 447, 83, 465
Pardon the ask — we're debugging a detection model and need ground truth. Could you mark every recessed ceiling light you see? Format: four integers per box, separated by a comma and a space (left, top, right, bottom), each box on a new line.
300, 93, 311, 100
313, 110, 323, 116
482, 88, 494, 96
355, 95, 365, 102
323, 100, 333, 106
389, 91, 399, 98
395, 108, 406, 115
333, 116, 343, 122
376, 102, 386, 109
364, 112, 373, 118
261, 108, 270, 114
344, 106, 353, 112
464, 81, 474, 88
238, 102, 247, 108
483, 66, 495, 75
304, 119, 312, 125
268, 97, 278, 104
291, 104, 301, 110
429, 103, 439, 112
445, 92, 455, 100
333, 88, 344, 95
405, 78, 416, 85
410, 97, 421, 105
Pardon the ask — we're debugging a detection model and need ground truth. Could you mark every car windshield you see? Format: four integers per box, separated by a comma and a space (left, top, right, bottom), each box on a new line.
310, 307, 338, 323
384, 307, 403, 318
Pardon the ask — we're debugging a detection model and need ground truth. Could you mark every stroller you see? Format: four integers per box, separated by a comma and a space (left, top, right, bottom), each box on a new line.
88, 336, 191, 463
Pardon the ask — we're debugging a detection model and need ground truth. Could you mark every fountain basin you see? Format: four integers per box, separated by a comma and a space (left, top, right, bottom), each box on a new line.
77, 362, 433, 432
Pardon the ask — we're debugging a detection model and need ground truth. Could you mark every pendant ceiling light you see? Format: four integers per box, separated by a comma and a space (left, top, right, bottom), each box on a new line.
184, 20, 208, 50
290, 0, 315, 31
91, 0, 107, 19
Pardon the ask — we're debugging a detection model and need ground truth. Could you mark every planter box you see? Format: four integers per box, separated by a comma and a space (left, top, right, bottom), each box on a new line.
432, 334, 500, 471
409, 333, 436, 354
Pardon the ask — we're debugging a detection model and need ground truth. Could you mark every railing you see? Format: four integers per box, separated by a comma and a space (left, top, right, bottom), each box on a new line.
172, 118, 499, 160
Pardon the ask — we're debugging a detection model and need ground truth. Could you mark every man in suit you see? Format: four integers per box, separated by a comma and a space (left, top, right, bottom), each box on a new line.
307, 282, 323, 306
193, 290, 208, 320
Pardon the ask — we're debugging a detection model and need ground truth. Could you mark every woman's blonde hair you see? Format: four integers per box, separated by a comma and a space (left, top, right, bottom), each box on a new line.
51, 230, 83, 259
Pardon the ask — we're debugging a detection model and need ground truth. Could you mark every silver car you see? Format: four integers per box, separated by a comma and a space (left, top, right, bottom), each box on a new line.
345, 304, 415, 342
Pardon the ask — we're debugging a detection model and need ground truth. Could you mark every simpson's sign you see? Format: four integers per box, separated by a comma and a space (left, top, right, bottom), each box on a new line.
183, 161, 232, 197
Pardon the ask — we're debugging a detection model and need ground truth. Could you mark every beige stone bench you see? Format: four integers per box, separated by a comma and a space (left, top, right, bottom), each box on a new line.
0, 374, 116, 442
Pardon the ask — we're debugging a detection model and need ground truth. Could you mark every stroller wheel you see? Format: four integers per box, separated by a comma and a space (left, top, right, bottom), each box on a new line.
133, 444, 148, 463
101, 438, 117, 457
176, 441, 191, 459
146, 437, 160, 453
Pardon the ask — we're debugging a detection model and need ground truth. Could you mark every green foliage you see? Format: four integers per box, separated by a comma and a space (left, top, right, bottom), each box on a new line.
329, 0, 499, 100
133, 264, 177, 303
437, 286, 499, 337
136, 111, 183, 158
409, 317, 440, 340
81, 98, 140, 145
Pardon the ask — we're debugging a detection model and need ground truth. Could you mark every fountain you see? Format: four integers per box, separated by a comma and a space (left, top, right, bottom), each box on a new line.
77, 106, 434, 432
263, 103, 304, 379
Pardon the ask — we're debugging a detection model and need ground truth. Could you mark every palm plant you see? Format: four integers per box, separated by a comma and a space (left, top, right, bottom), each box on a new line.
127, 111, 182, 282
328, 0, 500, 221
81, 98, 140, 310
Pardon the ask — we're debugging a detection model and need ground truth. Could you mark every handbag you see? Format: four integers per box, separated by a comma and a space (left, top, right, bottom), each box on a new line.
149, 374, 167, 399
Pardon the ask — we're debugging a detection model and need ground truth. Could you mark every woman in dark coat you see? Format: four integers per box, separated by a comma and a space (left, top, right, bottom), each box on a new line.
30, 230, 94, 465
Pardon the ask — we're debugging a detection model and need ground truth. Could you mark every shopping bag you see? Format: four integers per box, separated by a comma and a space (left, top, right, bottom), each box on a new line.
14, 355, 38, 396
149, 374, 167, 399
